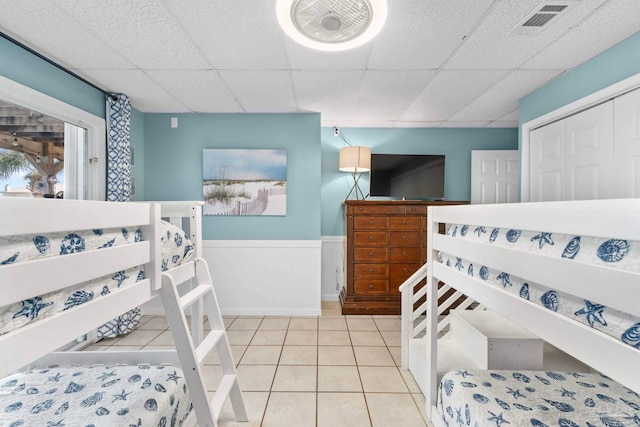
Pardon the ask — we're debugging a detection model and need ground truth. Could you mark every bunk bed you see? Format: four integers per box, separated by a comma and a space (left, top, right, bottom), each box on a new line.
0, 198, 246, 426
423, 199, 640, 427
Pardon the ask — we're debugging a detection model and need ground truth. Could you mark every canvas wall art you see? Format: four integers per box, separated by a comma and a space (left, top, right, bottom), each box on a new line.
202, 149, 287, 216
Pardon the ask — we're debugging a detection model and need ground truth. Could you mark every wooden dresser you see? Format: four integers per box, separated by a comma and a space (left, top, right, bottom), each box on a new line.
340, 200, 468, 315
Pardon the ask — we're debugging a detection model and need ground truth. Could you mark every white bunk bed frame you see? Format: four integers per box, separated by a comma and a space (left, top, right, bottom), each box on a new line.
0, 198, 246, 427
423, 199, 640, 423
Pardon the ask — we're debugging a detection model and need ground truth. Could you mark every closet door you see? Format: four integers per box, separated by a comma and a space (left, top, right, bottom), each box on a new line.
529, 120, 565, 201
613, 88, 640, 198
564, 101, 614, 200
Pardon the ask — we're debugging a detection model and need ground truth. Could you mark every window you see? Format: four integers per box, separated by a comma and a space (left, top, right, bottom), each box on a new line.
0, 75, 105, 200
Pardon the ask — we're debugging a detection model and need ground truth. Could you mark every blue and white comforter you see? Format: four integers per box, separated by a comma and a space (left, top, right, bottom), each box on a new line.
438, 370, 640, 427
440, 225, 640, 349
0, 365, 192, 426
0, 222, 193, 336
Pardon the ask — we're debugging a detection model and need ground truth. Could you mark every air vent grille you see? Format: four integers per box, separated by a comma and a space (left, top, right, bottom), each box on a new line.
509, 1, 577, 36
540, 5, 568, 12
522, 13, 557, 27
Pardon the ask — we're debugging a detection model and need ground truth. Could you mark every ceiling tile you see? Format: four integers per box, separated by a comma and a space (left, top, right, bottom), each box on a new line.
449, 70, 562, 121
444, 0, 610, 69
218, 71, 296, 112
145, 70, 242, 113
285, 39, 372, 71
497, 109, 519, 122
326, 120, 397, 128
401, 70, 510, 122
439, 121, 490, 128
522, 0, 640, 70
292, 71, 364, 122
163, 0, 290, 70
0, 1, 133, 70
351, 70, 437, 121
394, 121, 444, 128
52, 0, 209, 69
485, 121, 518, 128
367, 0, 496, 70
78, 69, 189, 112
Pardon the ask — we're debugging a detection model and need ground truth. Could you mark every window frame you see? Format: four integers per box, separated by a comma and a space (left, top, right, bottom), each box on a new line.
0, 74, 105, 200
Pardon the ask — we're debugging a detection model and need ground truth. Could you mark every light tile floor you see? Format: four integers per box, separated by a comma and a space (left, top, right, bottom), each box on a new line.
87, 301, 433, 427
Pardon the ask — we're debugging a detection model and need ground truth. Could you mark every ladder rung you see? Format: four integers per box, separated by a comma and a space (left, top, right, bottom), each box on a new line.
196, 330, 224, 364
163, 261, 196, 286
211, 375, 238, 419
179, 284, 211, 310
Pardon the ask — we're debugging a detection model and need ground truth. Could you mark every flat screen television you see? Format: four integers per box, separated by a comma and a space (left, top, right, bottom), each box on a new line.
369, 154, 445, 200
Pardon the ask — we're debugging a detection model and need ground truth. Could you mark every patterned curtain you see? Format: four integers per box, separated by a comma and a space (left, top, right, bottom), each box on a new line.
98, 94, 141, 339
106, 94, 132, 202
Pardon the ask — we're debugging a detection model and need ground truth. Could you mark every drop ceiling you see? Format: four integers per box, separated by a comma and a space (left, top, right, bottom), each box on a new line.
0, 0, 638, 128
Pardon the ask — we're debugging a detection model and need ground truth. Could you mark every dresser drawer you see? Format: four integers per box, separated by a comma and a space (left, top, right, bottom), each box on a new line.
390, 216, 422, 230
354, 279, 388, 294
354, 216, 389, 230
406, 205, 427, 215
354, 231, 388, 245
390, 231, 422, 246
390, 246, 422, 263
351, 205, 405, 214
355, 263, 389, 278
354, 247, 389, 261
390, 263, 421, 287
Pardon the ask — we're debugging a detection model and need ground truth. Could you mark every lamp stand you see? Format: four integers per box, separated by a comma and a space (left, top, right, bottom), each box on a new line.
345, 172, 367, 200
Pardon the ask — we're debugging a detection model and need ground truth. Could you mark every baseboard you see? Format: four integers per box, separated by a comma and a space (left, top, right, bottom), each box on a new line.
220, 308, 322, 317
321, 294, 339, 301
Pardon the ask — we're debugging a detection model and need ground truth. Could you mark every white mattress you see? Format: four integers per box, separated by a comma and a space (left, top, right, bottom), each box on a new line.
440, 224, 640, 349
0, 221, 194, 336
438, 369, 640, 427
0, 365, 192, 426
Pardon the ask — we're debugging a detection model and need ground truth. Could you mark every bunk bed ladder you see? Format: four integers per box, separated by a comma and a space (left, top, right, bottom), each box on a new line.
160, 258, 248, 427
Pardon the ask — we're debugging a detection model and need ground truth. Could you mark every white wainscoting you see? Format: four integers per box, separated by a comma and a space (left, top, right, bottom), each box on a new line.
202, 240, 322, 316
321, 236, 345, 301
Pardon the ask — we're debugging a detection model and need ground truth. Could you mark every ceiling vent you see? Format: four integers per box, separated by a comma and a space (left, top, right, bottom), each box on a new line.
509, 0, 578, 36
276, 0, 388, 51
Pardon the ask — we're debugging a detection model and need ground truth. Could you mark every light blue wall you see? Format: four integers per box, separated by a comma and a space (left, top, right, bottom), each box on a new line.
142, 113, 321, 241
130, 108, 145, 201
321, 127, 518, 236
519, 31, 640, 127
0, 37, 105, 118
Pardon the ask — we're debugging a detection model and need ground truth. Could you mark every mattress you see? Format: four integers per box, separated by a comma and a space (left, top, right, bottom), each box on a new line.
438, 369, 640, 427
0, 365, 192, 427
440, 225, 640, 349
0, 221, 194, 336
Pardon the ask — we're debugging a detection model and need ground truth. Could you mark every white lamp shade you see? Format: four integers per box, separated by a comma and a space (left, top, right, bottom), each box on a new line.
339, 146, 371, 173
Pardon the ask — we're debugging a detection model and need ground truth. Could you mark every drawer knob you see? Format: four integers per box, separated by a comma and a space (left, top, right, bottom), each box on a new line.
369, 284, 373, 289
395, 207, 400, 211
411, 207, 416, 211
403, 220, 407, 225
404, 268, 409, 273
403, 251, 408, 256
369, 220, 373, 224
369, 252, 374, 256
403, 236, 408, 241
369, 268, 374, 272
369, 236, 373, 240
359, 207, 363, 211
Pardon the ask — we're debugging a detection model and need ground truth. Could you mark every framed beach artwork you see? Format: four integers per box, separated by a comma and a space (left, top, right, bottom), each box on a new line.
202, 149, 287, 216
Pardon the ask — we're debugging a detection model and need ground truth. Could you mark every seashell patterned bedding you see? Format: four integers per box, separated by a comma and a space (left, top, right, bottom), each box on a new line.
0, 365, 192, 426
0, 221, 193, 336
438, 369, 640, 427
440, 225, 640, 350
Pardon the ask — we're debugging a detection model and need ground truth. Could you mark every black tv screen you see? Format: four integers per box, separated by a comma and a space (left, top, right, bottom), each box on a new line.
369, 154, 445, 200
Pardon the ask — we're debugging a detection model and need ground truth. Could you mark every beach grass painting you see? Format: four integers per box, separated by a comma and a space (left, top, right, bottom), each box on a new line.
203, 149, 287, 216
